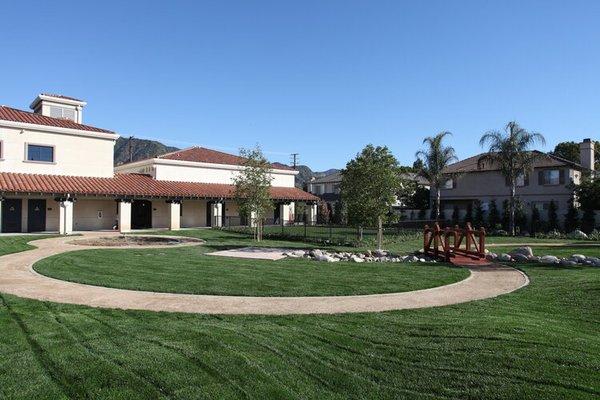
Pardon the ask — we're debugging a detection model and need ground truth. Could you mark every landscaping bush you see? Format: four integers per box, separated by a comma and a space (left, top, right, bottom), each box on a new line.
548, 200, 559, 231
488, 199, 500, 230
563, 200, 580, 233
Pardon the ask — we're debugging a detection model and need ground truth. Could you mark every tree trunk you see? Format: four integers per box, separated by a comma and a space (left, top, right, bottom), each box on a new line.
377, 216, 383, 250
436, 187, 441, 221
509, 183, 516, 236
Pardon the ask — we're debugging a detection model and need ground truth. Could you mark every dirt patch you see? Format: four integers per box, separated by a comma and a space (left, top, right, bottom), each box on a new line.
70, 235, 203, 247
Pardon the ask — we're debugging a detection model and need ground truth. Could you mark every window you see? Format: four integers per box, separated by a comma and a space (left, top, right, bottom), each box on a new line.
50, 106, 76, 121
540, 169, 561, 185
27, 144, 54, 163
443, 179, 454, 189
515, 173, 527, 187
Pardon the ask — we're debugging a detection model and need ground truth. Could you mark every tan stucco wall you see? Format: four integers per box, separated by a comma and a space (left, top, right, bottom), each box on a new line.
0, 126, 116, 177
73, 199, 118, 231
181, 200, 207, 228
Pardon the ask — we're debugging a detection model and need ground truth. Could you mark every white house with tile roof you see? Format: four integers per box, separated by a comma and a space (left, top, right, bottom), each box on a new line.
0, 94, 318, 234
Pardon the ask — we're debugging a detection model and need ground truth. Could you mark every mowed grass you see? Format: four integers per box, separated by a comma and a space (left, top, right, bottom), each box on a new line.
0, 235, 57, 257
33, 232, 468, 296
0, 263, 598, 399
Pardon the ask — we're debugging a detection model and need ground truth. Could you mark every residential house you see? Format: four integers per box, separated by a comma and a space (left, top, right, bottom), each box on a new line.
439, 139, 595, 225
0, 93, 318, 234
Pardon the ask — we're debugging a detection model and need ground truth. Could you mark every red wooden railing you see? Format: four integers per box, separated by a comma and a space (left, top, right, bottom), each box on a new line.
424, 222, 486, 262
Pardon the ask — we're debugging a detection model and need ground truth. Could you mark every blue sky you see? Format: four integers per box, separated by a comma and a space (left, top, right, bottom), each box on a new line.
2, 0, 600, 170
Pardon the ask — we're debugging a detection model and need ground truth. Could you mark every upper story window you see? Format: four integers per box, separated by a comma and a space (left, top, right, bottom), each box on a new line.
443, 179, 455, 189
27, 144, 54, 163
314, 185, 323, 195
49, 106, 76, 121
332, 183, 340, 194
539, 169, 563, 186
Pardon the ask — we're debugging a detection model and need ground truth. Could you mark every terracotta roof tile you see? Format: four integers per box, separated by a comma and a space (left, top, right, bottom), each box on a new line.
0, 106, 114, 134
0, 172, 318, 201
156, 147, 294, 170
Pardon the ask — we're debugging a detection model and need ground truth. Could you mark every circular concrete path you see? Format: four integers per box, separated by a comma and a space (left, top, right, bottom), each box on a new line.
0, 233, 529, 315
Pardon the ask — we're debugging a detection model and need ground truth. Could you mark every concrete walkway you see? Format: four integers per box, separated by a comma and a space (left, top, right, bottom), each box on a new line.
0, 233, 529, 315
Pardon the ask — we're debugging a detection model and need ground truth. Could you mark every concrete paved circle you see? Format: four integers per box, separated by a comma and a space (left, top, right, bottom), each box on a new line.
0, 233, 529, 315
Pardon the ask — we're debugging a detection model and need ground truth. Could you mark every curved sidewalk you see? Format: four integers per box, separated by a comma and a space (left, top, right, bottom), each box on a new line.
0, 234, 529, 315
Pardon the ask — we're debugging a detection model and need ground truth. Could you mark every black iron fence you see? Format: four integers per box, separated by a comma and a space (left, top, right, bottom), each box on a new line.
222, 218, 439, 245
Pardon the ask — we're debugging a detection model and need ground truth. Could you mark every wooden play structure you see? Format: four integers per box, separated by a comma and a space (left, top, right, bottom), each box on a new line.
423, 222, 487, 264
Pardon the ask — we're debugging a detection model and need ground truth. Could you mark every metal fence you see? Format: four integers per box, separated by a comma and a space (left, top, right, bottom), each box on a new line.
222, 218, 439, 245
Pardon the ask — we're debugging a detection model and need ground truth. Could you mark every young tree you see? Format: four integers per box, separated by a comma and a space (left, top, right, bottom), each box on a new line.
530, 206, 541, 235
547, 200, 559, 231
340, 144, 402, 249
501, 199, 510, 231
564, 199, 580, 233
233, 146, 273, 242
488, 199, 500, 229
317, 200, 330, 224
515, 200, 528, 233
464, 202, 473, 225
479, 121, 546, 235
473, 200, 486, 229
451, 205, 460, 226
414, 132, 458, 220
574, 176, 600, 233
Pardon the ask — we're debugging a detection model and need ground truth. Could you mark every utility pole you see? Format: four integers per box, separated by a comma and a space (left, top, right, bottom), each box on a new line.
128, 136, 134, 163
290, 153, 299, 169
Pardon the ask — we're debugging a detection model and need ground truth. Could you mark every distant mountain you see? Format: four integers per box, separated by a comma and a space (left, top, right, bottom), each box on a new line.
294, 165, 340, 189
114, 137, 179, 165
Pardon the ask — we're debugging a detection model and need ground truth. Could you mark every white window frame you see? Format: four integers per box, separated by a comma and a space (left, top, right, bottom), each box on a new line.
50, 105, 76, 121
515, 173, 525, 187
443, 179, 454, 189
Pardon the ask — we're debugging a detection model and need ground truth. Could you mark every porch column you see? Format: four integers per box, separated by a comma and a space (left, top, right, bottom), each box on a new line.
279, 203, 287, 226
59, 199, 74, 235
168, 200, 181, 231
118, 200, 132, 233
211, 202, 223, 227
306, 202, 318, 226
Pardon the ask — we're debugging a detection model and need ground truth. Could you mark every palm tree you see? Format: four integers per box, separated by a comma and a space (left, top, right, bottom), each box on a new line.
415, 132, 457, 221
479, 121, 546, 236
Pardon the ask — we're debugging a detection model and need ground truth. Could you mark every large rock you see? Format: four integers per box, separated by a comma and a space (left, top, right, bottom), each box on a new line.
497, 253, 513, 262
511, 254, 529, 262
560, 259, 578, 267
567, 230, 588, 240
373, 249, 388, 257
509, 246, 533, 258
350, 255, 364, 263
570, 254, 586, 262
540, 255, 559, 264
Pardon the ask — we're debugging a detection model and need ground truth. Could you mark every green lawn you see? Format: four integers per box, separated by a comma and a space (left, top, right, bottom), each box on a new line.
0, 235, 57, 257
1, 234, 599, 399
33, 237, 467, 297
0, 265, 598, 399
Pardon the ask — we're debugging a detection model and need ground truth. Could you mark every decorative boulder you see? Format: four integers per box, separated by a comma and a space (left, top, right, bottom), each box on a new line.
497, 253, 513, 262
350, 255, 364, 263
560, 259, 578, 267
570, 254, 586, 262
511, 254, 529, 262
509, 246, 534, 258
540, 255, 560, 264
567, 230, 588, 240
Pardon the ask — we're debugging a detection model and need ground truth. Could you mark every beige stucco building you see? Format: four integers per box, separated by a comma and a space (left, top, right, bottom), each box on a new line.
439, 142, 595, 224
0, 94, 317, 234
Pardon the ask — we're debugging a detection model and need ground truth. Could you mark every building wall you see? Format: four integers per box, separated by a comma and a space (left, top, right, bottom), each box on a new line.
181, 200, 207, 228
0, 125, 116, 177
73, 199, 118, 231
151, 200, 170, 229
116, 161, 296, 187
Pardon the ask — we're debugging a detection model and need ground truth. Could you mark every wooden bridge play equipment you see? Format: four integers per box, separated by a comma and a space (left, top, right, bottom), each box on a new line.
423, 223, 488, 265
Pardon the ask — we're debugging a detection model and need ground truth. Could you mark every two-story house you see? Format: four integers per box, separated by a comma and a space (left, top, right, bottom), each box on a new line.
439, 139, 595, 223
0, 94, 318, 234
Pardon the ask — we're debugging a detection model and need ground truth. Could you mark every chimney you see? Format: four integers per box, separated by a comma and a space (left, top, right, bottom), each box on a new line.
579, 138, 595, 171
30, 93, 86, 123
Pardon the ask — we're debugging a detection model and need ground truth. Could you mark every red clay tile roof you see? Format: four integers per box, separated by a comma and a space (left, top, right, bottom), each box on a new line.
0, 106, 114, 134
0, 172, 318, 201
156, 147, 294, 170
443, 151, 584, 174
40, 94, 85, 102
